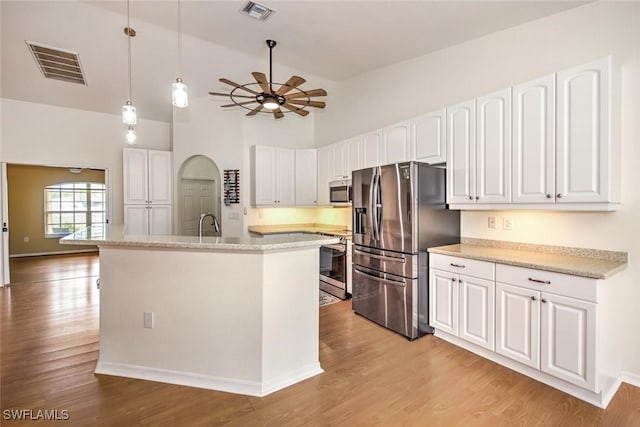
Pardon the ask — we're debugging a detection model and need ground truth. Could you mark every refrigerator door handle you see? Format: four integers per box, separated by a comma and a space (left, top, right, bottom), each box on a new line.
354, 268, 406, 287
353, 248, 406, 263
369, 171, 377, 241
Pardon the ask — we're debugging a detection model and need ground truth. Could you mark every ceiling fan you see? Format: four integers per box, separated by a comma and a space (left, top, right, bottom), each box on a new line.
209, 40, 327, 119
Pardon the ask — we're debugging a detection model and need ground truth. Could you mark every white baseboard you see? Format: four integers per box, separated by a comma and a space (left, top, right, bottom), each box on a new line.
621, 371, 640, 388
10, 249, 98, 258
95, 360, 323, 397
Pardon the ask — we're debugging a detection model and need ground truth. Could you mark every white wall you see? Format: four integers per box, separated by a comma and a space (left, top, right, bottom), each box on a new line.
318, 2, 640, 378
0, 98, 171, 225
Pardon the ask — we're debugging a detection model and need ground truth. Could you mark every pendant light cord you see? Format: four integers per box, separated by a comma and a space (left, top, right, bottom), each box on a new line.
178, 0, 183, 77
127, 0, 132, 101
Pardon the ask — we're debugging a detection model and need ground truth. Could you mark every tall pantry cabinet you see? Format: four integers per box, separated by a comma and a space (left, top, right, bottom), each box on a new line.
123, 148, 173, 235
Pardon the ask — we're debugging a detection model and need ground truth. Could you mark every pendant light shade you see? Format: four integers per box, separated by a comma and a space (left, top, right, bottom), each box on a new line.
122, 100, 137, 125
172, 78, 189, 108
172, 0, 189, 108
126, 126, 137, 144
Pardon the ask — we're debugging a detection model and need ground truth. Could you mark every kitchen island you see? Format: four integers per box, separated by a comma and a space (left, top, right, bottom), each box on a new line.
61, 225, 338, 397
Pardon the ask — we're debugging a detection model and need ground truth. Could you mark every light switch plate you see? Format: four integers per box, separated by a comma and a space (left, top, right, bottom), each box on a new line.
143, 312, 154, 329
503, 217, 514, 231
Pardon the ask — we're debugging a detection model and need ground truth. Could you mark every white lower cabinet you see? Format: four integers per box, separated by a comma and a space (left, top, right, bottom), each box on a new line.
124, 205, 172, 235
430, 253, 609, 404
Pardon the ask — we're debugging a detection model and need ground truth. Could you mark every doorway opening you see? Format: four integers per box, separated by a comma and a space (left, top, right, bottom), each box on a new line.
177, 156, 222, 236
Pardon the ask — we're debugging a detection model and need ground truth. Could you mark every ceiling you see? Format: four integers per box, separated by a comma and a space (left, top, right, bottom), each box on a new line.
1, 1, 590, 123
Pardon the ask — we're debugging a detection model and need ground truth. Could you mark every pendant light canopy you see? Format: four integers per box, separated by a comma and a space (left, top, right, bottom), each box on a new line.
123, 0, 137, 143
172, 0, 189, 108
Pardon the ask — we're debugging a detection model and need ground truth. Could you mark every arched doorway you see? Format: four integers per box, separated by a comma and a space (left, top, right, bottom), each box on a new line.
177, 156, 222, 236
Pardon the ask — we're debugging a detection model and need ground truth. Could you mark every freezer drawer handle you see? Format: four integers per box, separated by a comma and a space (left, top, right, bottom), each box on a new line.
450, 263, 465, 268
353, 249, 406, 263
528, 277, 551, 285
354, 268, 406, 287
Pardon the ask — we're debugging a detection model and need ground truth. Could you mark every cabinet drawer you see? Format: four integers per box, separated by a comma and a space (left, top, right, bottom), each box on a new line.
495, 263, 597, 302
430, 254, 495, 281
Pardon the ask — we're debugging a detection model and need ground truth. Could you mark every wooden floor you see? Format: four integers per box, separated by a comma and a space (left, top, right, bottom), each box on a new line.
1, 253, 639, 426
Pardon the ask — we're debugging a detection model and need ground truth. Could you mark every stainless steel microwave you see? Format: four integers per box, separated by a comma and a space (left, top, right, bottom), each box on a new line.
329, 179, 352, 205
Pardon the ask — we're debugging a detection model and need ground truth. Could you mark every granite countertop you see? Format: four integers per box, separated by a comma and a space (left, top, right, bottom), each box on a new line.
428, 240, 627, 279
248, 223, 352, 238
61, 224, 339, 252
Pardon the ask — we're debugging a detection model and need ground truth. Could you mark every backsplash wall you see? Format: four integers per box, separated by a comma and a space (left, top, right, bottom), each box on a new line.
246, 207, 351, 229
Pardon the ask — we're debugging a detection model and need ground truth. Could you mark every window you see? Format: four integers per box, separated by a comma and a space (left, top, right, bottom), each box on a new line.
44, 182, 106, 237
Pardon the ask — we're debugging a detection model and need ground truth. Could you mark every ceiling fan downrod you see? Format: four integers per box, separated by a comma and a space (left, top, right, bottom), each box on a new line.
266, 39, 276, 93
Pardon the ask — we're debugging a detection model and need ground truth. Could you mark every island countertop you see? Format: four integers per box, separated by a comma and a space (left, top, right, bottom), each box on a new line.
61, 224, 339, 251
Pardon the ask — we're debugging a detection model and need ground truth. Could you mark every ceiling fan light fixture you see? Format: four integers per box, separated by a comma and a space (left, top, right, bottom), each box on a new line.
262, 95, 280, 110
172, 77, 189, 108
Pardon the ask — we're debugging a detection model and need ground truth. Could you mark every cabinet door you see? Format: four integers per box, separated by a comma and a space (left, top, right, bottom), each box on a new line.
447, 100, 476, 203
332, 141, 348, 180
123, 148, 149, 204
362, 130, 382, 168
496, 283, 540, 369
512, 74, 556, 204
316, 145, 332, 206
148, 205, 173, 235
148, 150, 172, 204
556, 57, 611, 203
276, 148, 295, 205
295, 149, 317, 206
382, 121, 411, 165
346, 136, 363, 176
412, 109, 446, 164
429, 268, 458, 336
540, 293, 596, 391
459, 275, 495, 351
123, 205, 148, 235
253, 146, 277, 206
476, 89, 511, 203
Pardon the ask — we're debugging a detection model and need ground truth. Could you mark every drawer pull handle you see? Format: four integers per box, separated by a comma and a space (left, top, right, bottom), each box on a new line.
528, 277, 551, 285
450, 263, 466, 268
530, 296, 537, 301
451, 278, 457, 282
541, 298, 548, 303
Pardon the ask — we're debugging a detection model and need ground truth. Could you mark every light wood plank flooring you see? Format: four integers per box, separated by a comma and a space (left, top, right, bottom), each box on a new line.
1, 253, 639, 426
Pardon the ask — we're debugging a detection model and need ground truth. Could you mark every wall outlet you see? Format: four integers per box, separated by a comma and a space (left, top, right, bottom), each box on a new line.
503, 217, 514, 231
23, 236, 30, 243
143, 312, 154, 329
487, 216, 496, 229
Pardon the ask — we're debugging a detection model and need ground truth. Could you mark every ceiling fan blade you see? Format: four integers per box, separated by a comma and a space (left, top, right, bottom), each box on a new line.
220, 101, 257, 108
286, 99, 326, 109
273, 108, 285, 119
281, 103, 310, 117
252, 72, 272, 94
219, 78, 260, 95
209, 91, 255, 99
284, 88, 327, 99
246, 105, 264, 116
275, 75, 306, 96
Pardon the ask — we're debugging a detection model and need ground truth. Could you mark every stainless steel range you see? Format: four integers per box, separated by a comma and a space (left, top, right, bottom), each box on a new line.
319, 235, 349, 299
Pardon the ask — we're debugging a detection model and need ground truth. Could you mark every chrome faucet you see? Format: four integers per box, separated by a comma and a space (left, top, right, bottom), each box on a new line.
198, 212, 220, 237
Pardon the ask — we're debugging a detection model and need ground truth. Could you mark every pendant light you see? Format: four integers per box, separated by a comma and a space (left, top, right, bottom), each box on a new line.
123, 0, 137, 145
171, 0, 189, 108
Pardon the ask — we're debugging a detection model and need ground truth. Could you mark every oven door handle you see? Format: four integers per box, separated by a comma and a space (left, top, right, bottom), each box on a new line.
353, 249, 406, 263
354, 268, 406, 287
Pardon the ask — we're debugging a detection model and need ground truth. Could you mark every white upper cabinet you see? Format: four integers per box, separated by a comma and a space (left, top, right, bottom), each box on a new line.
331, 141, 349, 180
362, 130, 383, 168
412, 109, 446, 165
346, 136, 363, 176
447, 100, 476, 204
316, 145, 332, 206
382, 121, 411, 165
476, 88, 511, 203
251, 145, 295, 206
556, 57, 615, 203
147, 150, 173, 205
512, 74, 556, 204
123, 148, 149, 204
295, 149, 317, 206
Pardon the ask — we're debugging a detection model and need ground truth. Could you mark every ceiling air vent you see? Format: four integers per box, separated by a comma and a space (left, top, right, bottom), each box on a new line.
240, 1, 275, 21
26, 41, 86, 85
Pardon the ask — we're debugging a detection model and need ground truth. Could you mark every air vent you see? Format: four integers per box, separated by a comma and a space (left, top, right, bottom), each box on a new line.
240, 1, 275, 21
26, 41, 86, 85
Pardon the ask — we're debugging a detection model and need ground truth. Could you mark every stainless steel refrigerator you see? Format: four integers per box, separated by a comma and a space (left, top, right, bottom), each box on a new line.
352, 162, 460, 339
